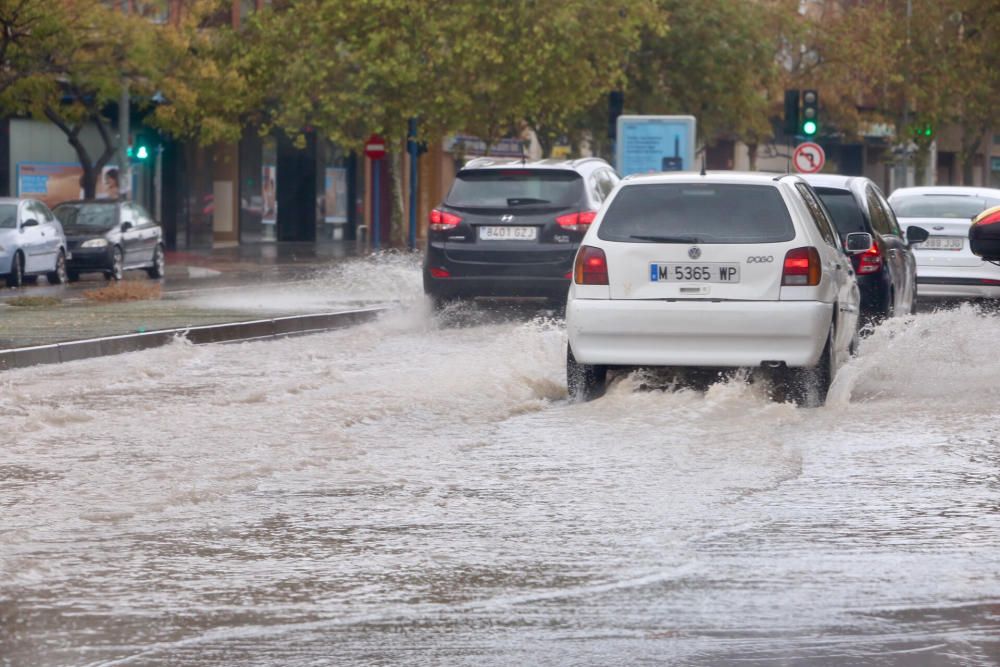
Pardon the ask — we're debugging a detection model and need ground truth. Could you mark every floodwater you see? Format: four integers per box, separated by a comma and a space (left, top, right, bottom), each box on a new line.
1, 257, 999, 666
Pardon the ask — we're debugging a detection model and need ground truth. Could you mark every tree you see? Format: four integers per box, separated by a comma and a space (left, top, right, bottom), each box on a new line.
625, 0, 791, 166
240, 0, 659, 245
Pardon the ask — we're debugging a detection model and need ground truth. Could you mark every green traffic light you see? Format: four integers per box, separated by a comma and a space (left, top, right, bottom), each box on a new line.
136, 145, 149, 160
802, 120, 818, 136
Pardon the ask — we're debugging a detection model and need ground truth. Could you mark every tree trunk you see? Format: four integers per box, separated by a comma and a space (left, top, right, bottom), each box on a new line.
45, 105, 118, 199
747, 143, 758, 172
388, 138, 406, 248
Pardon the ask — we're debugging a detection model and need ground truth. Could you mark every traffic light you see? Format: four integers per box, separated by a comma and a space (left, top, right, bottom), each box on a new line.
129, 130, 155, 162
801, 89, 819, 137
783, 89, 799, 136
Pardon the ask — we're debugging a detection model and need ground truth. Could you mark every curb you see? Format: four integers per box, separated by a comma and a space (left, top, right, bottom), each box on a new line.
0, 306, 387, 372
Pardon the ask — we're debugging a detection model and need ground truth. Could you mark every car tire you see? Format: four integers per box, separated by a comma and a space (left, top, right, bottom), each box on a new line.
47, 250, 68, 285
784, 325, 835, 408
567, 346, 607, 401
105, 246, 124, 281
67, 270, 80, 283
909, 287, 918, 315
428, 292, 458, 312
6, 252, 24, 288
146, 244, 165, 279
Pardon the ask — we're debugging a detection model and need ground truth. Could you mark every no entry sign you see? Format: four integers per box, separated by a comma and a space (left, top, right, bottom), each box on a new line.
793, 142, 825, 174
364, 134, 386, 160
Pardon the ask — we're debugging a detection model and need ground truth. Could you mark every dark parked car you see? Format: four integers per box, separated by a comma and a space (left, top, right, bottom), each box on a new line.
423, 157, 619, 307
803, 174, 928, 320
53, 200, 165, 281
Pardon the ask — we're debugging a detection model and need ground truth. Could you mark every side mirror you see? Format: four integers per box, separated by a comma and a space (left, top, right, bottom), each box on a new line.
844, 232, 874, 254
906, 225, 929, 244
21, 218, 39, 229
121, 221, 133, 232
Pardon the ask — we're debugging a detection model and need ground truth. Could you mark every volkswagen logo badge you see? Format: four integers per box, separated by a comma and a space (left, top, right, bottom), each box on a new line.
688, 246, 702, 260
500, 214, 514, 222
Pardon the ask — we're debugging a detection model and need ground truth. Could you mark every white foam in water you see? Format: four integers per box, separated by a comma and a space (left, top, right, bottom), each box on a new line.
181, 251, 426, 313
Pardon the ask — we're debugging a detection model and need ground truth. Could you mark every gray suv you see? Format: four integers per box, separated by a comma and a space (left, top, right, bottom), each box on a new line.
423, 157, 619, 307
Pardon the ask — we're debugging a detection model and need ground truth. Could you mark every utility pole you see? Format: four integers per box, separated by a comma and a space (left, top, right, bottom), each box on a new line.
897, 0, 913, 190
118, 1, 130, 200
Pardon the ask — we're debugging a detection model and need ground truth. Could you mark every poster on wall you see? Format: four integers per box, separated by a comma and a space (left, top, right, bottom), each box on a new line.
261, 165, 277, 225
324, 167, 348, 223
16, 162, 127, 208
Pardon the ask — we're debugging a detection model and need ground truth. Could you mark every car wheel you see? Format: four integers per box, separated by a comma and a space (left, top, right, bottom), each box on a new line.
146, 244, 165, 279
5, 252, 24, 288
567, 346, 607, 401
47, 250, 68, 285
909, 287, 918, 315
784, 325, 835, 408
105, 246, 124, 281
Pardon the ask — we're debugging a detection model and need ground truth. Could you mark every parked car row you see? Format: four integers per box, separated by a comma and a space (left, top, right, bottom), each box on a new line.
0, 198, 165, 288
422, 158, 1000, 407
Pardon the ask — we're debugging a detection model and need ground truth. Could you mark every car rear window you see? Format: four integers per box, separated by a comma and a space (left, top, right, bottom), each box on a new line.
445, 169, 583, 209
891, 195, 1000, 219
815, 189, 866, 234
597, 183, 795, 244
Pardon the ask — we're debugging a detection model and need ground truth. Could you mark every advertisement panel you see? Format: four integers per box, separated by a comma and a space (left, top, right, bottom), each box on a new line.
261, 164, 277, 225
16, 162, 125, 208
615, 115, 697, 177
324, 167, 348, 223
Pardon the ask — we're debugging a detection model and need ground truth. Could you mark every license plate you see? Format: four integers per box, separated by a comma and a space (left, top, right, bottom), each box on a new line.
478, 226, 537, 241
918, 236, 963, 251
650, 263, 741, 283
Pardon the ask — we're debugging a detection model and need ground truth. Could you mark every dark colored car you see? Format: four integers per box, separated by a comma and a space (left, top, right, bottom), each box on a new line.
803, 174, 928, 319
53, 200, 165, 281
423, 158, 619, 306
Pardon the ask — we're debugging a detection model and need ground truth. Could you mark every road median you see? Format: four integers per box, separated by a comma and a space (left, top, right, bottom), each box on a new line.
0, 306, 386, 371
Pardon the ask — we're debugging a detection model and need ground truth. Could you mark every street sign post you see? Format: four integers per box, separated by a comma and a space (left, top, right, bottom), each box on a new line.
616, 115, 697, 177
365, 134, 386, 249
792, 142, 825, 174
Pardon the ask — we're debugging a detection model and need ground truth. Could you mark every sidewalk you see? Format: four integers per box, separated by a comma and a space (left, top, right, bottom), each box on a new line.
0, 242, 385, 351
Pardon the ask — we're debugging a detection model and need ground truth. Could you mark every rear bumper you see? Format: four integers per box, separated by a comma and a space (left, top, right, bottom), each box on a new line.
566, 298, 833, 368
424, 273, 570, 298
915, 265, 1000, 298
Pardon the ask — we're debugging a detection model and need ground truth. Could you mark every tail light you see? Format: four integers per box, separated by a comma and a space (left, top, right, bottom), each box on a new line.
781, 246, 822, 286
429, 267, 451, 278
429, 209, 462, 231
856, 242, 882, 274
574, 245, 608, 285
556, 210, 598, 233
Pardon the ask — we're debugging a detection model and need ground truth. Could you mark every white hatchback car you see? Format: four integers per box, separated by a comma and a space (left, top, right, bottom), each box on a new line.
565, 172, 866, 405
887, 186, 1000, 300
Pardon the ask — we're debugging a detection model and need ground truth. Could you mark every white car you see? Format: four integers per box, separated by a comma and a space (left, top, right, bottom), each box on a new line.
565, 172, 866, 405
887, 186, 1000, 300
0, 197, 69, 288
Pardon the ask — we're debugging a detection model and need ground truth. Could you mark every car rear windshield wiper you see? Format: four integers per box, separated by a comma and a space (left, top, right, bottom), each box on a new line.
507, 198, 551, 206
629, 234, 702, 243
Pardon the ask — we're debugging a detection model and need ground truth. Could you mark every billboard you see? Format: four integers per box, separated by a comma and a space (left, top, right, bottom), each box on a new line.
324, 167, 348, 223
16, 162, 126, 208
615, 115, 697, 177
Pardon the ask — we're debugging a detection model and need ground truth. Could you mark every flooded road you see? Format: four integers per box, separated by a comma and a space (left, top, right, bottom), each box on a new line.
2, 259, 999, 666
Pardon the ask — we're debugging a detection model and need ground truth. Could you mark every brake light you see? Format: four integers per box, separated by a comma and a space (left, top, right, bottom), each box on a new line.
429, 209, 462, 231
556, 210, 598, 232
857, 242, 882, 274
574, 246, 608, 285
781, 247, 822, 286
429, 267, 451, 278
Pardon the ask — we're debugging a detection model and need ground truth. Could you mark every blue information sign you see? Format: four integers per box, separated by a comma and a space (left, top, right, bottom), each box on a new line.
616, 115, 697, 177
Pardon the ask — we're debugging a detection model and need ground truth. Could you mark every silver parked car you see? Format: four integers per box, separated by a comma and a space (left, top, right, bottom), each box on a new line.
0, 197, 69, 288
